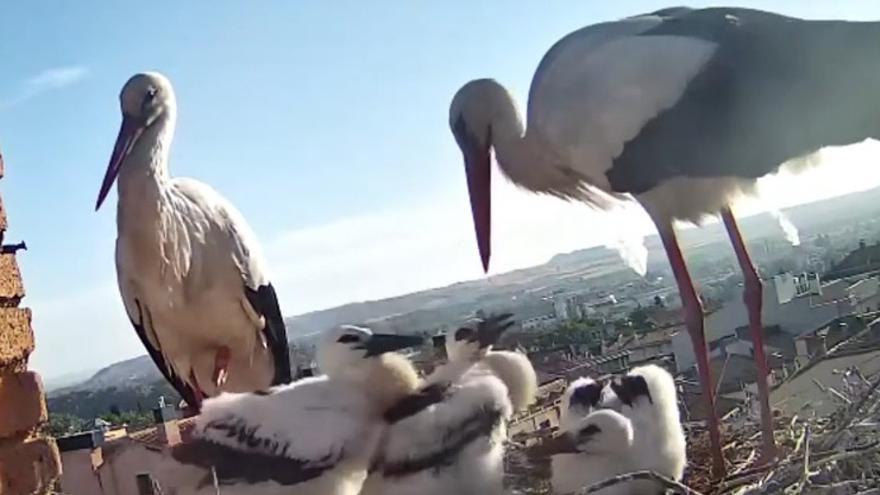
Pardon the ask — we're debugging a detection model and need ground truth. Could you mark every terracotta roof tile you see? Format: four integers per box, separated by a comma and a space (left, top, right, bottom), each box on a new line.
129, 417, 198, 450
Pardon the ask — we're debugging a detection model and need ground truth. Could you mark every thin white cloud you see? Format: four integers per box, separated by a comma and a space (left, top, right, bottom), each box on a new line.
1, 66, 89, 109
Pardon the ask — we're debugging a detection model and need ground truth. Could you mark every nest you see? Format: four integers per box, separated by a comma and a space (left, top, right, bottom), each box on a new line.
507, 366, 880, 495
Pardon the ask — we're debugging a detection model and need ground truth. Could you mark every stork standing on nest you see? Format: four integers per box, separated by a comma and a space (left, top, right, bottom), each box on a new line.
449, 6, 880, 474
95, 72, 292, 413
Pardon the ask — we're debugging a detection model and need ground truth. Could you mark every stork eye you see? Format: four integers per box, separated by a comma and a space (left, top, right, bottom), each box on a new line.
454, 327, 475, 341
337, 334, 360, 343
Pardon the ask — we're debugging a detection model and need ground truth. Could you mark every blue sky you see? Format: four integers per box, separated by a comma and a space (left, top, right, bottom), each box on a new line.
2, 1, 880, 380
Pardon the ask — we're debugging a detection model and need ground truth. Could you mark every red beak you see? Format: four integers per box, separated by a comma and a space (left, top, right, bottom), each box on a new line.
463, 143, 492, 273
95, 115, 144, 211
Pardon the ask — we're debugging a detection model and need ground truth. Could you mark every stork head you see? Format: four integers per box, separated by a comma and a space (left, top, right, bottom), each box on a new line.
449, 79, 517, 273
445, 312, 514, 362
96, 72, 176, 210
537, 409, 634, 456
608, 364, 681, 426
317, 325, 424, 381
560, 377, 608, 428
606, 374, 653, 412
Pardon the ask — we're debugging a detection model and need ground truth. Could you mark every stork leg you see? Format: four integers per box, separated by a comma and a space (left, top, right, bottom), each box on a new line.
721, 207, 776, 461
213, 346, 231, 388
655, 219, 726, 478
184, 370, 205, 418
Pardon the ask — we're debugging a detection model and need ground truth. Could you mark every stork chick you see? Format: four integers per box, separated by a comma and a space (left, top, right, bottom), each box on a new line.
558, 376, 607, 432
605, 364, 687, 491
361, 313, 529, 495
544, 409, 636, 495
441, 313, 538, 411
166, 326, 423, 495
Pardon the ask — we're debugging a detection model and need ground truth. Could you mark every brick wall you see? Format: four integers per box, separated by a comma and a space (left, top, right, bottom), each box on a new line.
0, 149, 62, 494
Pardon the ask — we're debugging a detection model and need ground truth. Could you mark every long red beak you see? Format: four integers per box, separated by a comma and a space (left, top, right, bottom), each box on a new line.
95, 116, 144, 211
464, 145, 491, 273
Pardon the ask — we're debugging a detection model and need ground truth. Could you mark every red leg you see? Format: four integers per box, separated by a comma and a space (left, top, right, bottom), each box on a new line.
721, 207, 777, 461
656, 220, 726, 478
185, 370, 205, 417
213, 346, 231, 388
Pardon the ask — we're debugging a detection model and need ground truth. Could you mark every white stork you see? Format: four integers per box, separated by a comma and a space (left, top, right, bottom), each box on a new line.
604, 365, 687, 493
543, 409, 636, 495
448, 6, 880, 473
360, 313, 530, 495
558, 376, 607, 432
95, 72, 292, 414
165, 325, 424, 494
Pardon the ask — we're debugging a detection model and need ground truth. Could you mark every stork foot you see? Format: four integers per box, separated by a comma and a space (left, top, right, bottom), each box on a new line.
213, 346, 231, 388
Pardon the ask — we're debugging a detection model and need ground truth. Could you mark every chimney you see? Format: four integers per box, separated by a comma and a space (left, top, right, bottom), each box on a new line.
817, 335, 828, 357
152, 400, 181, 446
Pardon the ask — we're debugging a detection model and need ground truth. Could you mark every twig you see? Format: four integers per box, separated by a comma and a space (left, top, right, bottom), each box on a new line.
812, 440, 880, 468
211, 466, 220, 495
821, 372, 880, 449
731, 449, 756, 476
810, 480, 867, 493
802, 425, 811, 481
575, 470, 702, 495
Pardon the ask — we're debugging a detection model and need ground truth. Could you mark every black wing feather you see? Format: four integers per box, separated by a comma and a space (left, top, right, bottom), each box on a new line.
171, 438, 332, 486
244, 283, 293, 385
129, 299, 199, 410
607, 8, 877, 194
384, 383, 451, 424
381, 405, 504, 477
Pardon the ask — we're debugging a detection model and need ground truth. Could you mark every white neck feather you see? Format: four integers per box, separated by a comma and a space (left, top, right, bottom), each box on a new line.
115, 111, 177, 237
481, 88, 570, 196
117, 111, 176, 205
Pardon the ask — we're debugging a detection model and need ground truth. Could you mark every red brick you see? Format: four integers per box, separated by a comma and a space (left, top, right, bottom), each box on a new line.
0, 309, 33, 372
0, 437, 61, 495
0, 372, 47, 438
0, 255, 23, 306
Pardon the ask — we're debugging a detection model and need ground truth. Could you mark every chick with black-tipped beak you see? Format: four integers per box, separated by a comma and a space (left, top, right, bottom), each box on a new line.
542, 408, 636, 495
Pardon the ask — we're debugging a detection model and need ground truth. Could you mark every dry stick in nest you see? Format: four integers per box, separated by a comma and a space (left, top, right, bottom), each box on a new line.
785, 424, 812, 493
574, 470, 703, 495
822, 372, 880, 450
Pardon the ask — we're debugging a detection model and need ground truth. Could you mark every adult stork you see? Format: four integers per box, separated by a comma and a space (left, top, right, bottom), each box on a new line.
449, 6, 880, 475
95, 72, 292, 414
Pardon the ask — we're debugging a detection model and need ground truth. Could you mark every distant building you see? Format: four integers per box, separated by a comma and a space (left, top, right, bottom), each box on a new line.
824, 240, 880, 280
59, 403, 191, 495
674, 274, 855, 371
516, 301, 558, 331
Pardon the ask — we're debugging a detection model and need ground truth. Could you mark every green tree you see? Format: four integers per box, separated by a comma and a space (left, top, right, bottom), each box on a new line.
45, 413, 89, 438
